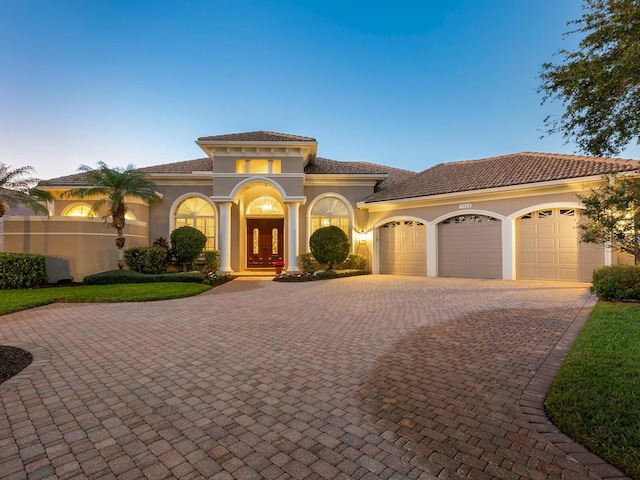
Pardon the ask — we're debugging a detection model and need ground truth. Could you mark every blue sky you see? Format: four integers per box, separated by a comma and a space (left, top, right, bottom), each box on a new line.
2, 0, 633, 181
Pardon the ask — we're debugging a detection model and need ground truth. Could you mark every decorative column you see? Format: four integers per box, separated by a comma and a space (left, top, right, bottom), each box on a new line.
287, 202, 301, 271
501, 217, 515, 280
218, 202, 233, 273
426, 222, 437, 277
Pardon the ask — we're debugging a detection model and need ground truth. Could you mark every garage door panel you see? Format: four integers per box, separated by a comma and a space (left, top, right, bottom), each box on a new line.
536, 224, 556, 234
537, 238, 556, 249
379, 221, 427, 275
438, 216, 502, 279
536, 253, 557, 264
559, 253, 578, 264
517, 208, 604, 281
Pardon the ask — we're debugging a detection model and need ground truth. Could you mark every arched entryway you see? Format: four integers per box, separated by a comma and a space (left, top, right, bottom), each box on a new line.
245, 195, 285, 268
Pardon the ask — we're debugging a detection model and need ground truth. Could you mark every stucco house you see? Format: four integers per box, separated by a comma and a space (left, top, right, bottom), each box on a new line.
2, 130, 639, 283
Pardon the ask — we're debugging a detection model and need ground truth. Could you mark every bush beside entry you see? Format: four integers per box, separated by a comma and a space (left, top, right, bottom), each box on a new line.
309, 226, 350, 270
170, 226, 207, 270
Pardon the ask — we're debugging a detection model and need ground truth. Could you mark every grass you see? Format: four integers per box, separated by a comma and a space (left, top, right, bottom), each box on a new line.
545, 301, 640, 479
0, 283, 211, 316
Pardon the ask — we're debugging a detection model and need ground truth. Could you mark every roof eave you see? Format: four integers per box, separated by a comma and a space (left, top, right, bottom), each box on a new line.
358, 173, 630, 208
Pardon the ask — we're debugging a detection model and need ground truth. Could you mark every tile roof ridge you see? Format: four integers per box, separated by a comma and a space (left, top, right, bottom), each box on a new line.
519, 151, 640, 163
315, 156, 417, 173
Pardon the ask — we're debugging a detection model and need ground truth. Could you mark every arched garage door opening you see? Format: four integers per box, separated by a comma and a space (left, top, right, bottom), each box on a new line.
516, 208, 604, 282
438, 215, 502, 279
378, 220, 427, 275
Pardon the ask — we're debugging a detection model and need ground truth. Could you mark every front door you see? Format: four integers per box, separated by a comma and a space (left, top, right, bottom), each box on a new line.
247, 219, 284, 268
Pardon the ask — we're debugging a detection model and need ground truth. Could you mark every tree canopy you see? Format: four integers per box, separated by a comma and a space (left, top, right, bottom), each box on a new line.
62, 162, 162, 268
0, 164, 52, 217
577, 174, 640, 263
539, 0, 640, 156
309, 226, 350, 269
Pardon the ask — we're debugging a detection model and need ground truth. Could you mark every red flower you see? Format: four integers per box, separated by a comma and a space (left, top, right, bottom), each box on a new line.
274, 261, 285, 267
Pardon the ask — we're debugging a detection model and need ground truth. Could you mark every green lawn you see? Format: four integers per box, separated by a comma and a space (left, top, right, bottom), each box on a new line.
0, 283, 211, 316
545, 302, 640, 479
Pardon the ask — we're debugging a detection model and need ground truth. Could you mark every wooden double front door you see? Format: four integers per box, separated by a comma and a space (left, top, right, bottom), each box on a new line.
246, 219, 284, 268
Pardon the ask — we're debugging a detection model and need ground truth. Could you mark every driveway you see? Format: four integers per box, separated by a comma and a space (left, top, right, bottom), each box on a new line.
0, 276, 629, 480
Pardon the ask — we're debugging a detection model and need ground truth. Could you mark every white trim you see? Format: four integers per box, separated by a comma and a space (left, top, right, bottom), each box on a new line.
61, 202, 97, 218
357, 174, 609, 210
1, 232, 147, 239
223, 177, 289, 203
169, 193, 218, 250
372, 215, 428, 275
430, 209, 507, 224
306, 193, 356, 250
507, 201, 584, 220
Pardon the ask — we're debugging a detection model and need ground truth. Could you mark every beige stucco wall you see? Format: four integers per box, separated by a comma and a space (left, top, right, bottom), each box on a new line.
364, 190, 585, 227
1, 217, 147, 282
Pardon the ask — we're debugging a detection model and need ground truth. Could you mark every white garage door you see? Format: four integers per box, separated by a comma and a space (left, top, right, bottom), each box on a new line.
516, 208, 604, 282
378, 220, 427, 275
438, 215, 502, 279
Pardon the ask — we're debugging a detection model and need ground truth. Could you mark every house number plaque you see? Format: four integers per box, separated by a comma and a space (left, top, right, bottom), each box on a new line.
459, 203, 472, 209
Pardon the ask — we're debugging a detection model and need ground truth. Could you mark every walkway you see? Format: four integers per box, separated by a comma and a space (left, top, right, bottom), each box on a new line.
0, 276, 630, 479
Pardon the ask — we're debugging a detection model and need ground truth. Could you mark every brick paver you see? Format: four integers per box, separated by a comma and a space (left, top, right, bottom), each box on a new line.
0, 276, 630, 479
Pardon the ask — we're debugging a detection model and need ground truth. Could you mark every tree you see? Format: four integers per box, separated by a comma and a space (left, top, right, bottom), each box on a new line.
539, 0, 640, 156
62, 162, 162, 268
170, 226, 207, 271
0, 164, 52, 217
309, 226, 350, 269
577, 174, 640, 263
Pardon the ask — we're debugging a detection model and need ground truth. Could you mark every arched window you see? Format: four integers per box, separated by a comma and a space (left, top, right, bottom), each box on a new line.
62, 203, 97, 218
62, 203, 136, 220
246, 196, 284, 216
310, 196, 350, 236
174, 196, 215, 249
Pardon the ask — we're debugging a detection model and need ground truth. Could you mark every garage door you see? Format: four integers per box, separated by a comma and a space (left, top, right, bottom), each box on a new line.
438, 215, 502, 278
516, 208, 604, 282
378, 220, 427, 275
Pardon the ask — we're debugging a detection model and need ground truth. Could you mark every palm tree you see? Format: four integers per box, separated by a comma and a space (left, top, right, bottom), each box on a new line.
62, 162, 162, 268
0, 164, 52, 217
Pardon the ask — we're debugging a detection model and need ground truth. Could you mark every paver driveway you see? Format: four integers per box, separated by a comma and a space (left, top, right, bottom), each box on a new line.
0, 276, 629, 480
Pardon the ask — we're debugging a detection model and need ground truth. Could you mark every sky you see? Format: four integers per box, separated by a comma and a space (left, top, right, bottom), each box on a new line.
2, 0, 637, 181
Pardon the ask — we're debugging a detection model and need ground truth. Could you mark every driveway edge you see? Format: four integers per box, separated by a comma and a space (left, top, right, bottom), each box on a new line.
519, 294, 631, 480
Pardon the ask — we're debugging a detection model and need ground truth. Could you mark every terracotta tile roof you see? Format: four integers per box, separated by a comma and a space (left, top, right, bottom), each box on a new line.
365, 152, 640, 203
136, 158, 212, 173
305, 157, 416, 191
198, 131, 316, 142
43, 158, 213, 186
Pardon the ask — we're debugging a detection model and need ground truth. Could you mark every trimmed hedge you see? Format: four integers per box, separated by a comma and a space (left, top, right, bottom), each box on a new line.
171, 226, 207, 269
591, 264, 640, 301
83, 270, 204, 285
124, 246, 168, 274
299, 252, 367, 273
309, 226, 350, 269
0, 253, 48, 289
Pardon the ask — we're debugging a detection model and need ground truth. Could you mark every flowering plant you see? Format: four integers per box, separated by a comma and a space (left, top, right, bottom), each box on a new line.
274, 261, 285, 268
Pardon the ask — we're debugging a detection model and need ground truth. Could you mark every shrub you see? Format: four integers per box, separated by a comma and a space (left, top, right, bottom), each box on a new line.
0, 253, 48, 289
152, 236, 172, 263
124, 246, 168, 274
309, 226, 350, 269
202, 250, 220, 273
591, 264, 640, 300
83, 270, 204, 285
299, 252, 323, 273
338, 253, 367, 270
299, 252, 367, 273
170, 226, 207, 270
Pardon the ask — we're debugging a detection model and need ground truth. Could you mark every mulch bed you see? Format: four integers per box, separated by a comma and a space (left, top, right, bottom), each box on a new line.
0, 346, 33, 384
